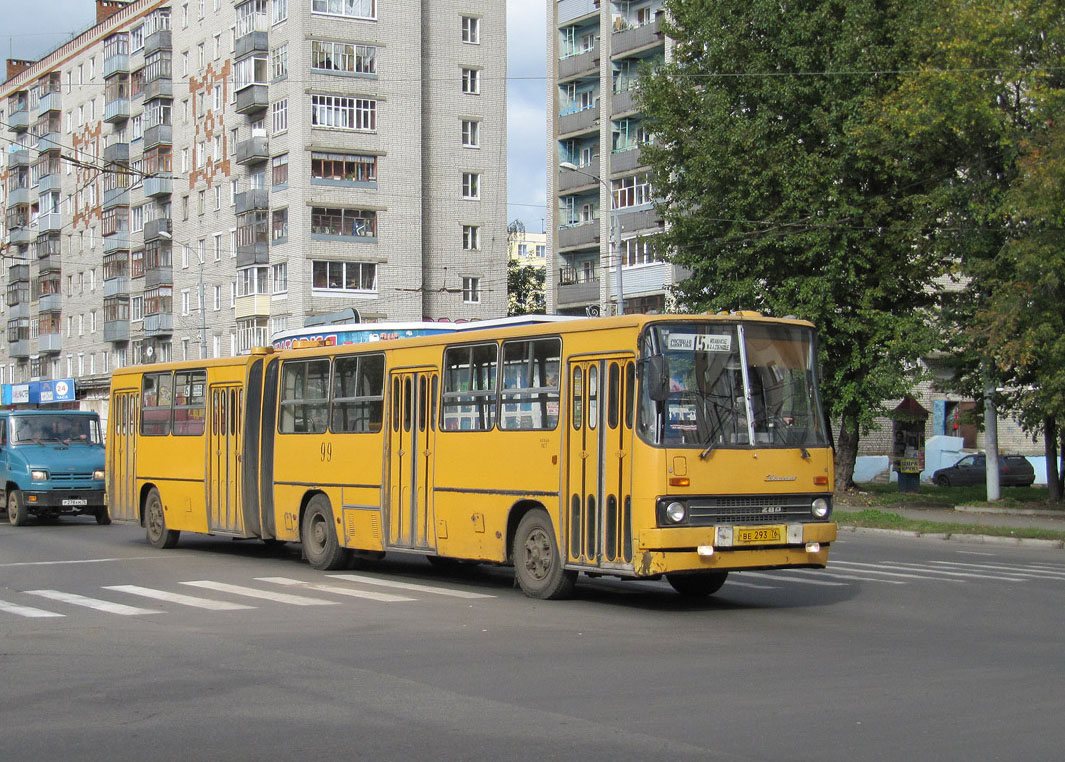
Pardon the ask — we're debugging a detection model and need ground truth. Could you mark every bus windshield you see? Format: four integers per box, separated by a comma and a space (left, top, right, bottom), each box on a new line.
11, 415, 102, 445
638, 321, 828, 450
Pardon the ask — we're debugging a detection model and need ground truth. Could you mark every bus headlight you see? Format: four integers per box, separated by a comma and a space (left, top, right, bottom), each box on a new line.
664, 502, 687, 524
31, 470, 49, 482
93, 470, 105, 481
811, 498, 830, 518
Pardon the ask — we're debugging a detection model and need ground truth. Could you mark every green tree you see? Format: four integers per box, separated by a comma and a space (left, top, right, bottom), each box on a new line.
638, 0, 946, 490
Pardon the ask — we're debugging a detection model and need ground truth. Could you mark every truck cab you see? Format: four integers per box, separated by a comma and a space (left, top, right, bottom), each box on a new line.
0, 410, 108, 526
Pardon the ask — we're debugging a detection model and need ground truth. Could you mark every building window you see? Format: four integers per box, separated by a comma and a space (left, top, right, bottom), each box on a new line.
621, 235, 660, 266
462, 225, 480, 250
461, 16, 480, 44
271, 262, 288, 293
462, 276, 481, 304
271, 98, 288, 133
461, 119, 480, 147
238, 266, 269, 296
235, 0, 267, 38
311, 207, 377, 238
461, 172, 480, 199
311, 0, 375, 20
612, 173, 653, 208
310, 152, 377, 184
271, 43, 288, 80
237, 317, 269, 352
271, 153, 288, 186
312, 260, 377, 292
271, 0, 287, 23
310, 41, 377, 75
310, 95, 376, 131
272, 208, 288, 241
461, 68, 480, 95
234, 55, 268, 90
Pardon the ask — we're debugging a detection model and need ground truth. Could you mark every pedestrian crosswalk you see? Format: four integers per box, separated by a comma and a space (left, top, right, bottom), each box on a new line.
0, 574, 496, 620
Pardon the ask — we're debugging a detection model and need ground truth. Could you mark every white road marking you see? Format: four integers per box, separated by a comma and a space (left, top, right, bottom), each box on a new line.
831, 560, 965, 582
738, 572, 847, 587
0, 556, 169, 569
328, 573, 495, 599
26, 590, 162, 616
180, 580, 338, 606
105, 585, 256, 610
875, 562, 1027, 582
0, 598, 65, 618
784, 569, 906, 585
929, 561, 1065, 579
256, 577, 415, 602
724, 581, 779, 590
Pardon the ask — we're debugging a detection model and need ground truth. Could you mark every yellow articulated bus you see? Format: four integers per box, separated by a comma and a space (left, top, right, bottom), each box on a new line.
107, 313, 837, 599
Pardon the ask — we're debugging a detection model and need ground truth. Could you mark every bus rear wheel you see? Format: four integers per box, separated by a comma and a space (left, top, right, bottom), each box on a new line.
301, 495, 350, 571
7, 490, 28, 526
666, 571, 728, 597
513, 509, 576, 600
145, 488, 180, 549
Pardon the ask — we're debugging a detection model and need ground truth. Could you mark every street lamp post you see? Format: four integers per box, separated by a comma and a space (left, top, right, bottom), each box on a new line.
560, 161, 624, 316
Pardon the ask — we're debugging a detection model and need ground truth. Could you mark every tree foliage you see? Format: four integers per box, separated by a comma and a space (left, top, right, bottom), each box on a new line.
507, 259, 546, 316
639, 0, 946, 489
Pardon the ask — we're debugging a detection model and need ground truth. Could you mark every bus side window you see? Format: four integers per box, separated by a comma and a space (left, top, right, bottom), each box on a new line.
141, 372, 173, 436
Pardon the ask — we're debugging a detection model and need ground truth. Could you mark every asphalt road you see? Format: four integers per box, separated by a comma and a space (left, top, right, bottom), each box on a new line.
1, 520, 1062, 762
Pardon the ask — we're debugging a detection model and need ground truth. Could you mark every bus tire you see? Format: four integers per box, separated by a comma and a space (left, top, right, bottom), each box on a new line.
301, 495, 350, 571
513, 509, 576, 600
7, 489, 28, 526
666, 571, 728, 597
95, 507, 112, 526
145, 488, 180, 549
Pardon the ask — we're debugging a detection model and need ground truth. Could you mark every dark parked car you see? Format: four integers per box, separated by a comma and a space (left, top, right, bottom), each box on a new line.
932, 454, 1036, 487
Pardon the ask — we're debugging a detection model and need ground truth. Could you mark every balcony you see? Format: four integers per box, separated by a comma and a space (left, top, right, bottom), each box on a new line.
144, 176, 173, 198
36, 132, 63, 153
9, 340, 31, 358
558, 221, 600, 249
103, 53, 130, 78
10, 227, 36, 246
103, 186, 130, 209
144, 217, 172, 241
616, 207, 661, 235
609, 147, 645, 175
6, 187, 32, 207
235, 135, 269, 164
145, 266, 173, 288
104, 320, 130, 342
560, 44, 599, 80
38, 90, 61, 114
103, 276, 130, 298
235, 85, 268, 115
236, 240, 269, 267
611, 88, 636, 117
104, 142, 130, 164
559, 156, 600, 192
144, 29, 172, 54
105, 98, 132, 123
234, 31, 269, 58
103, 233, 131, 253
38, 173, 62, 194
235, 189, 269, 214
38, 212, 63, 233
557, 277, 601, 307
235, 293, 271, 319
9, 148, 32, 167
144, 79, 174, 101
8, 108, 30, 132
143, 123, 172, 149
38, 252, 61, 272
9, 301, 30, 320
558, 0, 599, 24
9, 263, 30, 282
611, 16, 664, 56
143, 312, 174, 335
39, 293, 63, 312
558, 106, 599, 137
39, 333, 62, 353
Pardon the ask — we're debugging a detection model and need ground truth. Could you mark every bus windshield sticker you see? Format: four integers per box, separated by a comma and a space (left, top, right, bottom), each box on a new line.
666, 334, 732, 353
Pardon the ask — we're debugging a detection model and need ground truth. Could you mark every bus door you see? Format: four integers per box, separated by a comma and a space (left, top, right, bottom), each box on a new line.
108, 390, 139, 522
387, 369, 438, 550
566, 356, 636, 568
207, 384, 243, 533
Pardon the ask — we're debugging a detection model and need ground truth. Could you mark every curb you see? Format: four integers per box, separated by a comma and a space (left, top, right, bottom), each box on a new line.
837, 524, 1065, 550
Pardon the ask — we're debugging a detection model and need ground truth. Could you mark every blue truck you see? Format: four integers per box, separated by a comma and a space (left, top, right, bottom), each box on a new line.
0, 410, 108, 526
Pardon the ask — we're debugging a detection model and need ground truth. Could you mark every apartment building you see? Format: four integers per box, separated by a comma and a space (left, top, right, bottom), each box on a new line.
546, 0, 681, 317
0, 0, 506, 407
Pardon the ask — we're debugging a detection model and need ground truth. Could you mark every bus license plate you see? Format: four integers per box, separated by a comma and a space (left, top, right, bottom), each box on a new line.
62, 499, 87, 506
734, 525, 784, 545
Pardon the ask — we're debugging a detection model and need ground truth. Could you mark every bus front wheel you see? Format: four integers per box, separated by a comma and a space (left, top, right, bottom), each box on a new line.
513, 509, 576, 600
666, 571, 728, 597
7, 490, 28, 526
145, 488, 180, 549
301, 495, 350, 571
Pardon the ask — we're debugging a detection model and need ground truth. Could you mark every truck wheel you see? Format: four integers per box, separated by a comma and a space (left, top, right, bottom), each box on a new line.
95, 507, 112, 526
145, 488, 179, 549
301, 494, 350, 570
7, 490, 28, 526
666, 571, 729, 597
512, 509, 576, 600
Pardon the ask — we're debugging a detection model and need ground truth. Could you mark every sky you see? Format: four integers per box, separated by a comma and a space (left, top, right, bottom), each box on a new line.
3, 0, 549, 232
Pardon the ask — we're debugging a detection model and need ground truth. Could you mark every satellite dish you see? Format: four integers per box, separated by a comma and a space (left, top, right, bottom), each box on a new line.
145, 346, 154, 358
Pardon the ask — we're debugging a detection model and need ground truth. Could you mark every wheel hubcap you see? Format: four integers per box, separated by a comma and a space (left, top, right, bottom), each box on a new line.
523, 528, 552, 581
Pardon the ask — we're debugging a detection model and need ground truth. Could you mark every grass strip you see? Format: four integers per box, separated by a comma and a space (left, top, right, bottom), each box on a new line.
834, 508, 1065, 542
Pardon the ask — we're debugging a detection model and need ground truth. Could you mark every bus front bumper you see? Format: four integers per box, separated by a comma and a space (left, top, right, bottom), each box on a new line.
634, 522, 837, 577
23, 489, 106, 513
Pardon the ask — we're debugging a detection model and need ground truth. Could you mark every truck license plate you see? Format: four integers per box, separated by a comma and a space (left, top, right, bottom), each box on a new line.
62, 499, 87, 506
735, 525, 784, 545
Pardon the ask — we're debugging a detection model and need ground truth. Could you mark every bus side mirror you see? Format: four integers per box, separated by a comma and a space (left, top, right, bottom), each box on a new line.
645, 355, 671, 403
